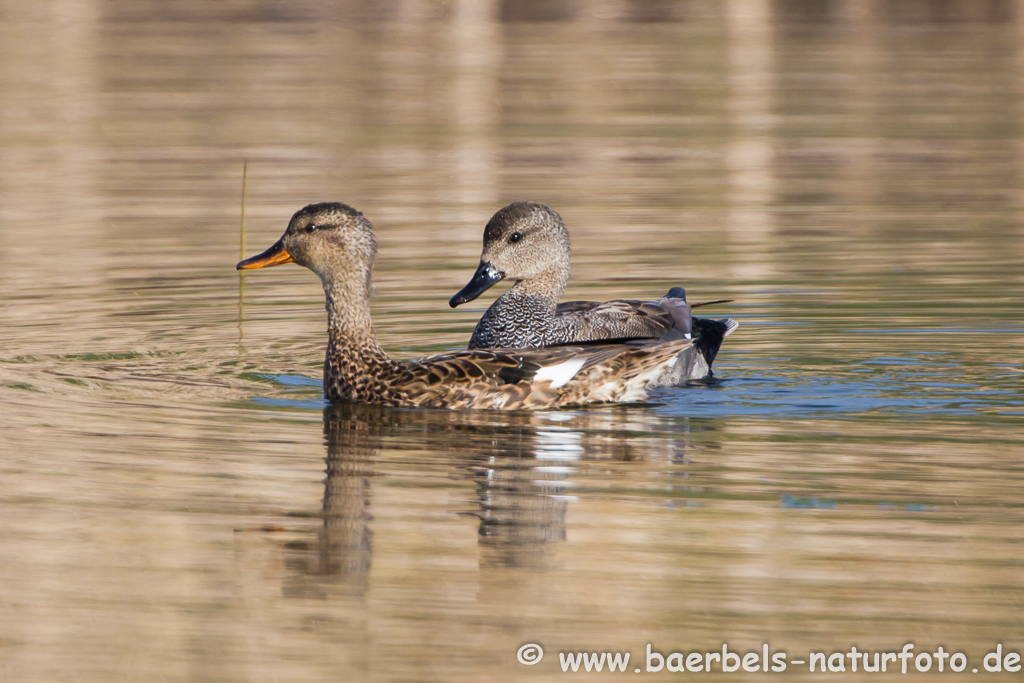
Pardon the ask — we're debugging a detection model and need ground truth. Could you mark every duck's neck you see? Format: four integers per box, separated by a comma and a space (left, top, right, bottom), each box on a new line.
505, 266, 569, 311
469, 266, 567, 348
321, 276, 393, 399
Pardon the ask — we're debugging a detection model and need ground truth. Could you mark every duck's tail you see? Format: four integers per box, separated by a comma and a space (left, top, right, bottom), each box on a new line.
692, 317, 738, 369
663, 286, 734, 311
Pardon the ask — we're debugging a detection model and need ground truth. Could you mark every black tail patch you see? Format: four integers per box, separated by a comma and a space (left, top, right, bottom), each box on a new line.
692, 317, 733, 367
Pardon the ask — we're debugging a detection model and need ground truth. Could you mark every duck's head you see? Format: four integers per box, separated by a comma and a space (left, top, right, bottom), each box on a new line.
237, 202, 377, 290
449, 201, 570, 307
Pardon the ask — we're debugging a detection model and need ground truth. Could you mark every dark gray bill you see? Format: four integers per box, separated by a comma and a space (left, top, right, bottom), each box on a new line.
449, 261, 504, 307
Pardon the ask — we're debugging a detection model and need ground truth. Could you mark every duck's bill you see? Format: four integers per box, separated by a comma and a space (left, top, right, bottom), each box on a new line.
236, 239, 294, 270
449, 261, 504, 307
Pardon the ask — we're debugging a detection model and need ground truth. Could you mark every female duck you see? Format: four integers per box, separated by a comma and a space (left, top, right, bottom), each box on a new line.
449, 201, 737, 384
237, 203, 692, 410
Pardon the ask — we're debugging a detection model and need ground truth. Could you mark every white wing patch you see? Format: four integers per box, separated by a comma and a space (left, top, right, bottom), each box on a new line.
534, 358, 586, 389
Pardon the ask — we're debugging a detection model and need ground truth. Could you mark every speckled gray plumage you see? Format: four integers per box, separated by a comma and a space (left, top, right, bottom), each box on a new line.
453, 201, 737, 385
468, 288, 729, 387
469, 293, 690, 349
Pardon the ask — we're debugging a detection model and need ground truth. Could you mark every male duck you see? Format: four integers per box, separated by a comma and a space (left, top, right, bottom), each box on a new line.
449, 201, 738, 385
237, 203, 694, 410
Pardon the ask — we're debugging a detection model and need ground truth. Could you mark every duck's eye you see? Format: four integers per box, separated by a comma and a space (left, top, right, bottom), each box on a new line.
304, 224, 319, 234
509, 232, 522, 243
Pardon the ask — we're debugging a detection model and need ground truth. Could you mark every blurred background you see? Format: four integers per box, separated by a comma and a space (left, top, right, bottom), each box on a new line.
5, 0, 1022, 304
1, 1, 1022, 681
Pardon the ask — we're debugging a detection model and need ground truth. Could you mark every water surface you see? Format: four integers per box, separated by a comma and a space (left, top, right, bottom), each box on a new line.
1, 2, 1022, 681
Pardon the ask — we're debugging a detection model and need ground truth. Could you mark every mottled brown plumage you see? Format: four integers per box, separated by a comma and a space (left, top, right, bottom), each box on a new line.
448, 201, 737, 384
237, 202, 693, 409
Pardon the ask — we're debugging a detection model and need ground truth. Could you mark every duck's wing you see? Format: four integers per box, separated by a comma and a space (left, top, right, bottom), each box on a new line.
546, 337, 694, 406
555, 300, 603, 315
388, 348, 556, 408
394, 339, 692, 409
555, 298, 688, 341
402, 349, 543, 387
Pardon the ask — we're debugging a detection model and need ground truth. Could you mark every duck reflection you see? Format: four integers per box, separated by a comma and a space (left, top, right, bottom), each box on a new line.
318, 405, 380, 580
284, 404, 698, 591
468, 423, 580, 569
464, 409, 696, 568
282, 405, 386, 598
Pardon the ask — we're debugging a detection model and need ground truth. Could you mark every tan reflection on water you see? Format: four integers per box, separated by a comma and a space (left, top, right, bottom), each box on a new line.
1, 1, 1023, 680
226, 407, 1024, 682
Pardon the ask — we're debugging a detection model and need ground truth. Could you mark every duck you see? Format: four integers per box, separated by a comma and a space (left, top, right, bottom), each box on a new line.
237, 202, 694, 410
448, 201, 738, 386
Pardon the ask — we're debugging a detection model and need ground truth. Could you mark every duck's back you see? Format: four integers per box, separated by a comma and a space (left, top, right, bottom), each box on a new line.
468, 291, 685, 349
335, 341, 692, 409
